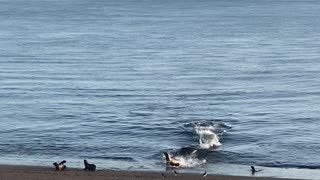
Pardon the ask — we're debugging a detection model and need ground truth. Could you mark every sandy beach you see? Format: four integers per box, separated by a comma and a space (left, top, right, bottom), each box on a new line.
0, 165, 299, 180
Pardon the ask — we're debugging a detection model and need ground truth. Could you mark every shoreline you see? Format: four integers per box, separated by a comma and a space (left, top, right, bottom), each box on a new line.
0, 165, 299, 180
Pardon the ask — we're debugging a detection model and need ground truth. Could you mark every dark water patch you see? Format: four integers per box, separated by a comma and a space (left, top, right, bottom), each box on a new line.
129, 111, 153, 117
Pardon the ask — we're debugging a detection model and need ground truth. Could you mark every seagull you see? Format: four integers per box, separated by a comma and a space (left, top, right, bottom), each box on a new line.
202, 171, 207, 178
251, 166, 262, 174
161, 173, 166, 178
174, 170, 178, 176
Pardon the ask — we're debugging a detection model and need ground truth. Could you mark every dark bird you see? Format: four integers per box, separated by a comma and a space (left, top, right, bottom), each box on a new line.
251, 166, 262, 174
161, 173, 166, 178
174, 170, 178, 176
84, 159, 96, 171
202, 171, 207, 178
53, 160, 67, 171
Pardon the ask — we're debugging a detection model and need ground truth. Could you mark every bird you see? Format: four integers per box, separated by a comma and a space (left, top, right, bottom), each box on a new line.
251, 166, 262, 174
174, 170, 178, 176
161, 173, 166, 178
202, 171, 207, 178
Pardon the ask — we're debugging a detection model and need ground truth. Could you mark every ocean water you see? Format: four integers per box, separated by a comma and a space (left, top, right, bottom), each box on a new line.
1, 0, 320, 179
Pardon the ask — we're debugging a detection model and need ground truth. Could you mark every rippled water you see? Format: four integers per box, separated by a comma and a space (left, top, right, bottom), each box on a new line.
1, 0, 320, 179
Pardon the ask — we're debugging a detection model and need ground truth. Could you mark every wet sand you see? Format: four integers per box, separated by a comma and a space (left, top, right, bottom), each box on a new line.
0, 165, 299, 180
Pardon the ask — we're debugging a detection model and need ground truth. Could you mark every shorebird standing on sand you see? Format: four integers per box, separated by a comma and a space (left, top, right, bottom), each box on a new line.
202, 171, 207, 178
161, 173, 166, 178
174, 170, 178, 176
251, 166, 262, 174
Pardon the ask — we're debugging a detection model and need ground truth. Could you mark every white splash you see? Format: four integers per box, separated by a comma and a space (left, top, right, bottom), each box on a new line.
195, 126, 221, 149
172, 155, 206, 168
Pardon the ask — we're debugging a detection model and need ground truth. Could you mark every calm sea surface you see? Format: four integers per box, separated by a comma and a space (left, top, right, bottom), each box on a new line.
1, 0, 320, 179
